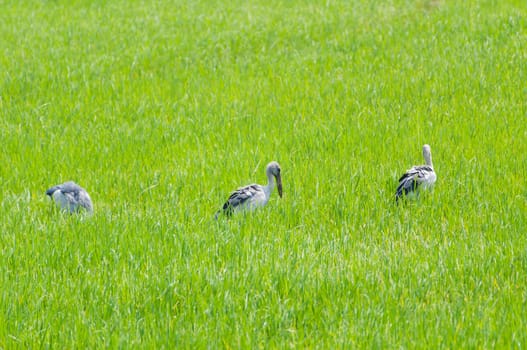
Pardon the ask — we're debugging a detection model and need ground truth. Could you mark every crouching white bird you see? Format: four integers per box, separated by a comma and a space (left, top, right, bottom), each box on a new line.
395, 144, 436, 203
215, 161, 283, 218
46, 181, 93, 213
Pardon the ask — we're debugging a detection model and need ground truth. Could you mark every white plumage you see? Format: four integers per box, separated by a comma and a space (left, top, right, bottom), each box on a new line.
216, 161, 283, 218
395, 144, 437, 203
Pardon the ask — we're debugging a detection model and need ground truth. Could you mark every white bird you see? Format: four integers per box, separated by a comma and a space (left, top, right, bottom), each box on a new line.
216, 161, 283, 218
395, 144, 436, 203
46, 181, 93, 213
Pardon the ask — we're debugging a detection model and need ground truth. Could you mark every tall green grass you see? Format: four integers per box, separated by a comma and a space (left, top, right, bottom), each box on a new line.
1, 0, 526, 347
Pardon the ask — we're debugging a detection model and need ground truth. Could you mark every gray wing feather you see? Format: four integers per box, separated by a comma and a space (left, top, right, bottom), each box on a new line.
395, 166, 434, 200
216, 184, 261, 217
48, 181, 93, 212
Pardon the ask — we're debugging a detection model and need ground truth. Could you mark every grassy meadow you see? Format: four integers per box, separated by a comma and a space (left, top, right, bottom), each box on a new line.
1, 0, 526, 347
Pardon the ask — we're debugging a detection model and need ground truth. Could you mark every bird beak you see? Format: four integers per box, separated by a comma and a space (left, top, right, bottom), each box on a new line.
45, 187, 57, 197
276, 174, 283, 198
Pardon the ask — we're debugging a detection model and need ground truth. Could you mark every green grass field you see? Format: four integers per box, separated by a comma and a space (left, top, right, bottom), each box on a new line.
1, 0, 526, 347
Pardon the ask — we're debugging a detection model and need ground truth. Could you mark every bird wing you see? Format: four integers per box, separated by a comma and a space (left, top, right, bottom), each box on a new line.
220, 184, 263, 215
396, 165, 435, 198
58, 182, 93, 211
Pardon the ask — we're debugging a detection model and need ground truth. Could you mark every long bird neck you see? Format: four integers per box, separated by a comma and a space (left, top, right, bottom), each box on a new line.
424, 151, 433, 167
265, 171, 275, 194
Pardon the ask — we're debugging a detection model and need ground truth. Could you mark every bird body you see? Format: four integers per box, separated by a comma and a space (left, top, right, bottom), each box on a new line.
46, 181, 93, 213
395, 145, 436, 202
216, 161, 282, 218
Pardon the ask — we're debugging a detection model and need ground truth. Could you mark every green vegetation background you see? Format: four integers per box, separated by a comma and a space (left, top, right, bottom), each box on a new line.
1, 0, 526, 347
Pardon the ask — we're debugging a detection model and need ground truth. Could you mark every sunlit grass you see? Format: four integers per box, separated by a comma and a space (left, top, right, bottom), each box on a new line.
0, 0, 526, 347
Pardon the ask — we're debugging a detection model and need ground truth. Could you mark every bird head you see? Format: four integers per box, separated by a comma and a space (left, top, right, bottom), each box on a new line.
46, 186, 60, 197
267, 161, 282, 198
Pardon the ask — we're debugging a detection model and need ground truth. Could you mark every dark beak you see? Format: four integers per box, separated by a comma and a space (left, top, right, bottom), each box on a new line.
46, 186, 58, 197
276, 174, 282, 198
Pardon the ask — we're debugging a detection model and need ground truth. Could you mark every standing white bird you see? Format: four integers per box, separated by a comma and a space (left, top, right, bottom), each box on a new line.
395, 144, 436, 203
46, 181, 93, 213
215, 161, 283, 218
